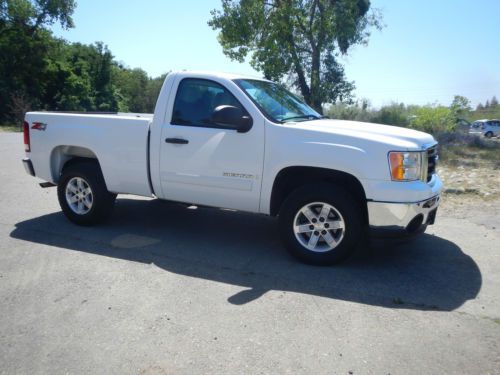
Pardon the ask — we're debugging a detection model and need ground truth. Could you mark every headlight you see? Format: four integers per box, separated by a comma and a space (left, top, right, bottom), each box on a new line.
388, 151, 426, 181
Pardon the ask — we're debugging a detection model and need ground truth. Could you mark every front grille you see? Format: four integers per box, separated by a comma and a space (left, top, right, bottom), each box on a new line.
426, 146, 438, 182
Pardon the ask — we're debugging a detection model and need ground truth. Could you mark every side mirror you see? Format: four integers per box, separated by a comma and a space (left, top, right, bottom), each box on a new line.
212, 105, 253, 133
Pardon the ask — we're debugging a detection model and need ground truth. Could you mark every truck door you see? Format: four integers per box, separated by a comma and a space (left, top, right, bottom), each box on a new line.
158, 77, 265, 212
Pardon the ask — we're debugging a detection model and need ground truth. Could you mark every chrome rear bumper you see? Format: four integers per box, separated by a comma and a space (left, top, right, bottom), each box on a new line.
22, 158, 35, 176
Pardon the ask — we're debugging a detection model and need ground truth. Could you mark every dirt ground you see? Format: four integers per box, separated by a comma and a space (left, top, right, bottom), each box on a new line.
436, 133, 499, 220
437, 156, 499, 233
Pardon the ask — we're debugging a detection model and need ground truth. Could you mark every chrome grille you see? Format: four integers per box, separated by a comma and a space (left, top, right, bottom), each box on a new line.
426, 146, 438, 182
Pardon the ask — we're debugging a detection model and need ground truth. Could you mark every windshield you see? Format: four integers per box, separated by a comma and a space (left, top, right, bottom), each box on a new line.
235, 79, 321, 123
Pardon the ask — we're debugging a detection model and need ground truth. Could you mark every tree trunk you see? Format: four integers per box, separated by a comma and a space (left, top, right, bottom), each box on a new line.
309, 49, 322, 114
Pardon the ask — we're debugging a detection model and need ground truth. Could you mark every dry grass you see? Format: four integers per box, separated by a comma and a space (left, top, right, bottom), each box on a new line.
0, 124, 21, 132
437, 132, 499, 161
436, 133, 500, 200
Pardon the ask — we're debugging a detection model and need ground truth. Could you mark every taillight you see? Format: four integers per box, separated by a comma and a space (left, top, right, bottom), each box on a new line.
23, 121, 30, 152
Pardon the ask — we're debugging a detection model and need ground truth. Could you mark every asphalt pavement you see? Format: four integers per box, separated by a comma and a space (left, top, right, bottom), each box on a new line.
0, 132, 499, 374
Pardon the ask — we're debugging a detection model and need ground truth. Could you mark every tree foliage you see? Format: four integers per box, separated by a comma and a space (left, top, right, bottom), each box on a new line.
473, 96, 500, 120
0, 0, 76, 31
326, 101, 460, 134
112, 68, 166, 113
0, 0, 166, 124
450, 95, 471, 122
209, 0, 382, 113
326, 93, 500, 135
408, 105, 454, 133
1, 0, 78, 120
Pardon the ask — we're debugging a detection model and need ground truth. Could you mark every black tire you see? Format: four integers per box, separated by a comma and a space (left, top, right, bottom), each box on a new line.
484, 131, 493, 138
278, 183, 364, 265
57, 161, 116, 226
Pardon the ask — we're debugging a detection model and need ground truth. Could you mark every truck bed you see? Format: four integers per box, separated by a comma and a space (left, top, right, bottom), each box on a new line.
25, 111, 153, 197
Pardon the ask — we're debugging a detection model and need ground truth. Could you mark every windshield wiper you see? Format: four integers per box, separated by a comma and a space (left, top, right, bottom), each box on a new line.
280, 114, 322, 122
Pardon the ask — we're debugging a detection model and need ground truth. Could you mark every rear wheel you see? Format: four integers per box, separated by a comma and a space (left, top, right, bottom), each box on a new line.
57, 161, 116, 226
484, 131, 493, 138
279, 184, 364, 265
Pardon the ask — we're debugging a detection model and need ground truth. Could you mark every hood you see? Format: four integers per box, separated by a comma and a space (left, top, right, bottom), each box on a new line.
286, 119, 437, 150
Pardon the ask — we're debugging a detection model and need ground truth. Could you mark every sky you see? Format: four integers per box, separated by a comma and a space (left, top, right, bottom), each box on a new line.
51, 0, 500, 108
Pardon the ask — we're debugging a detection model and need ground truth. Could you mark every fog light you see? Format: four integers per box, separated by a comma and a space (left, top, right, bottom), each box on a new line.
423, 197, 438, 208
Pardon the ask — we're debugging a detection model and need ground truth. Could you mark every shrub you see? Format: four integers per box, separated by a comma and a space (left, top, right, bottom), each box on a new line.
435, 132, 500, 164
435, 132, 499, 149
371, 103, 409, 127
408, 106, 455, 133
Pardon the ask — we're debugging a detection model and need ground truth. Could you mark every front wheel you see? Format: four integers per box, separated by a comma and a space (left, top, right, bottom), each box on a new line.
57, 161, 116, 226
279, 184, 364, 265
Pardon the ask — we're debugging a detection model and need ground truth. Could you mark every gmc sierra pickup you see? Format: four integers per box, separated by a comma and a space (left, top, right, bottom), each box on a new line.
22, 71, 442, 265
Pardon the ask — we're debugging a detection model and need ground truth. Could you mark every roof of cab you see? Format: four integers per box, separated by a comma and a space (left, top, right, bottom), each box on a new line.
172, 70, 270, 82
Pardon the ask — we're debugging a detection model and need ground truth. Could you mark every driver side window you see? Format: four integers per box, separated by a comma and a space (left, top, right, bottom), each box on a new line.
171, 78, 246, 128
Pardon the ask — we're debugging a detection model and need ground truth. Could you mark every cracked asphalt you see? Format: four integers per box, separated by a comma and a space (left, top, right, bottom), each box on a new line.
1, 132, 499, 374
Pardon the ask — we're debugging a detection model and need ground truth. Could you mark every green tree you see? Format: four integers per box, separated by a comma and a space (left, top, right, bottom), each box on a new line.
408, 105, 454, 134
209, 0, 382, 113
43, 41, 102, 111
0, 0, 75, 31
326, 102, 369, 122
87, 42, 118, 111
325, 98, 374, 122
112, 67, 150, 112
112, 68, 168, 113
450, 95, 471, 121
0, 0, 170, 122
0, 0, 76, 122
144, 73, 168, 112
372, 102, 409, 126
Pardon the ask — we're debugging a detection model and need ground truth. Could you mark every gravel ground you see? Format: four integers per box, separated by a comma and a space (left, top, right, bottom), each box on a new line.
0, 132, 499, 374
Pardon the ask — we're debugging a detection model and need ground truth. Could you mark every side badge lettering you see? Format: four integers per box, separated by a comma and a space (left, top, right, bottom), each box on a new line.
223, 172, 254, 179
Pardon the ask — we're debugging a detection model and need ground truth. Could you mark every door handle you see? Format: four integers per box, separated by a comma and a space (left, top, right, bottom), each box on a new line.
165, 138, 189, 144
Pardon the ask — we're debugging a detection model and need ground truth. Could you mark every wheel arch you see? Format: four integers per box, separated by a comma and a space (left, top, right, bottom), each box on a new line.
484, 131, 493, 137
269, 166, 368, 224
50, 145, 100, 183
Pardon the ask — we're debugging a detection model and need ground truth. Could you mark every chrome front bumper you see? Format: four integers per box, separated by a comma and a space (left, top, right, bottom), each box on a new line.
368, 195, 440, 233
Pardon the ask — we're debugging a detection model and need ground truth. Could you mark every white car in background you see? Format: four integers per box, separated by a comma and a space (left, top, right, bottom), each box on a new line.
469, 119, 500, 138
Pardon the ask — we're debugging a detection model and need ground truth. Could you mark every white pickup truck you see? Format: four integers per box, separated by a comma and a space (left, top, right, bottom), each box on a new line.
22, 71, 442, 265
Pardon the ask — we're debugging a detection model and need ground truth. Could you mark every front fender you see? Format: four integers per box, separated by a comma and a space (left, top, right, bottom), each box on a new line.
260, 137, 376, 214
